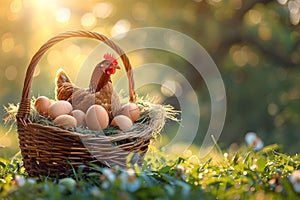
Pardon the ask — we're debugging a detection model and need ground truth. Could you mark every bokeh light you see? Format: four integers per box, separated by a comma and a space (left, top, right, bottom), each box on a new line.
258, 25, 272, 41
230, 45, 259, 67
93, 2, 114, 19
268, 103, 279, 116
288, 1, 299, 14
290, 11, 300, 25
277, 0, 288, 4
81, 12, 97, 28
5, 65, 18, 80
2, 33, 15, 53
10, 0, 22, 13
56, 7, 71, 23
287, 0, 300, 25
111, 19, 131, 38
247, 9, 262, 25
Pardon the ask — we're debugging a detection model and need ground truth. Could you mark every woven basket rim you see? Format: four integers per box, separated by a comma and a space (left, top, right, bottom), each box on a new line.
26, 118, 154, 138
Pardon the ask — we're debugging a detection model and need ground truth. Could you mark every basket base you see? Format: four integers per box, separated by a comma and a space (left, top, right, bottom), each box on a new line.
17, 122, 151, 177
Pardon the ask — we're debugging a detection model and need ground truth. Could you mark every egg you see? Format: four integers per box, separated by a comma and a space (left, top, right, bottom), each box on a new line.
118, 103, 140, 122
48, 100, 73, 119
53, 114, 77, 129
34, 96, 51, 116
71, 110, 86, 127
111, 115, 133, 131
85, 105, 109, 130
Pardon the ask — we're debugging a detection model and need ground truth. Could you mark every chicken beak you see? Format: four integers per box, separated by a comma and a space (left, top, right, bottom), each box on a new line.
106, 65, 120, 75
113, 65, 121, 69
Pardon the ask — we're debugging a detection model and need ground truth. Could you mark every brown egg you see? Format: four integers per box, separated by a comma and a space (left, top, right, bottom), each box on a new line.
48, 100, 73, 119
118, 103, 140, 122
111, 115, 133, 131
34, 96, 51, 116
53, 114, 77, 129
85, 105, 109, 130
71, 110, 86, 127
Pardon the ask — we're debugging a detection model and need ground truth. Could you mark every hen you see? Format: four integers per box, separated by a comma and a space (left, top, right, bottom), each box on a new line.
55, 53, 121, 118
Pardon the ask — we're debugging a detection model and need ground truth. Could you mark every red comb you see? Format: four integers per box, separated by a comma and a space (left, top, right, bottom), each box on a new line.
104, 53, 118, 65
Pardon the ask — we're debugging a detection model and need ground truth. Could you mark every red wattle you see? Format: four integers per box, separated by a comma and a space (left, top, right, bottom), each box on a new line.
106, 68, 116, 75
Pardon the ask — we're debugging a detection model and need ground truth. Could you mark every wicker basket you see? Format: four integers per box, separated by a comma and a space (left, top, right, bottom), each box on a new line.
16, 30, 160, 177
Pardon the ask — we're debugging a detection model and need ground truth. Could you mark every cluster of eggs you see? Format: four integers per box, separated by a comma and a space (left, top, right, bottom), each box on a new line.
34, 96, 140, 131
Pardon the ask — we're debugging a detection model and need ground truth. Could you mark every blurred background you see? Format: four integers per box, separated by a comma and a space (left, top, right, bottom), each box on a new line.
0, 0, 300, 157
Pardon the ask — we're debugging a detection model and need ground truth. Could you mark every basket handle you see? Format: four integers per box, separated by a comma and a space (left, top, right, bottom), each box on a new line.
17, 30, 135, 122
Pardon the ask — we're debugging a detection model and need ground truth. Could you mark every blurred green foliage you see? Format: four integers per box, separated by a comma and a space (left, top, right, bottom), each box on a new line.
0, 0, 300, 156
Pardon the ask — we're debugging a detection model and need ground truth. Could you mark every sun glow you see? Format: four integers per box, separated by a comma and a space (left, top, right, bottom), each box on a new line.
31, 0, 55, 8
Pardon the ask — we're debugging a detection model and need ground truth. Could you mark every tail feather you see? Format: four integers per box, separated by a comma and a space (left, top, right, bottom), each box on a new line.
55, 68, 73, 100
55, 68, 71, 88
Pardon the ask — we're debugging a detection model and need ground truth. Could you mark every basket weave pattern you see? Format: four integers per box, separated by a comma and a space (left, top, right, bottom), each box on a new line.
16, 31, 154, 177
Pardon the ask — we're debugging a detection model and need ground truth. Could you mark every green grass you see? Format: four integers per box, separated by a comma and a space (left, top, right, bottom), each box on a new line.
0, 144, 300, 199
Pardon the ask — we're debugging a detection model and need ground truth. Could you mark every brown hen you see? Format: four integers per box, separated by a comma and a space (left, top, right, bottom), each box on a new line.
55, 53, 121, 118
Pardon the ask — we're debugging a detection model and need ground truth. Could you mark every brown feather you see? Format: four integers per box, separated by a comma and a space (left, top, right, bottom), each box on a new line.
55, 65, 120, 119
